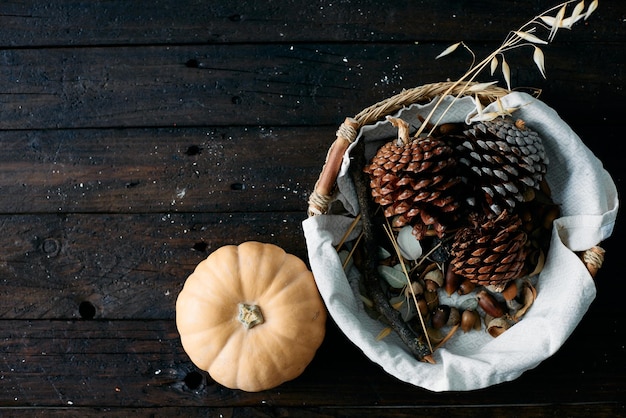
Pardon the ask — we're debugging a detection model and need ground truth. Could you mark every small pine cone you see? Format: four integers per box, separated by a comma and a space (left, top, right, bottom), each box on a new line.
456, 117, 548, 217
364, 133, 465, 239
449, 210, 528, 286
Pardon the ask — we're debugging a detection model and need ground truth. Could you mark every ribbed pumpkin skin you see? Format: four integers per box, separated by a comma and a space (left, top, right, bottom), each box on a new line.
175, 241, 326, 392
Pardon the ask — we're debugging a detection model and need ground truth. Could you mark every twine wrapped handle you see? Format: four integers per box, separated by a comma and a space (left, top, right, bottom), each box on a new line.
580, 246, 605, 278
307, 117, 359, 216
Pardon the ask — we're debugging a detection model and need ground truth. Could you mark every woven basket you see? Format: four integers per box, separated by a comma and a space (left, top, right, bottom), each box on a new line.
303, 81, 617, 391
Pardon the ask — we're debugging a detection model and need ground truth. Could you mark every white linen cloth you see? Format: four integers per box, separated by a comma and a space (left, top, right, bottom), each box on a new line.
302, 92, 618, 391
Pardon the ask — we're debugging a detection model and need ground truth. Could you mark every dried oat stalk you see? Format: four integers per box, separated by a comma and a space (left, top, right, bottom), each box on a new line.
422, 0, 599, 132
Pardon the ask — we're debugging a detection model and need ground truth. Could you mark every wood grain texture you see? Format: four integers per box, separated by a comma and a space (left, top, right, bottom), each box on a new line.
0, 316, 623, 408
0, 43, 622, 129
0, 0, 624, 416
0, 0, 622, 47
0, 212, 309, 319
0, 126, 331, 213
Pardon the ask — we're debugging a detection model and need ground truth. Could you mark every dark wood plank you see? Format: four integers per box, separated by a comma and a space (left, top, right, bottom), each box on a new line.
0, 316, 623, 409
0, 0, 621, 47
2, 404, 623, 418
0, 126, 332, 214
0, 212, 309, 319
0, 42, 622, 130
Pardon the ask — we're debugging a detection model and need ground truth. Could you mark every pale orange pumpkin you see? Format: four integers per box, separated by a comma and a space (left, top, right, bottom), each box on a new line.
175, 241, 327, 392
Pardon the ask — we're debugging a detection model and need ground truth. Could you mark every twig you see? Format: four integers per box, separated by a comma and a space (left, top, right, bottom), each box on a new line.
350, 139, 433, 362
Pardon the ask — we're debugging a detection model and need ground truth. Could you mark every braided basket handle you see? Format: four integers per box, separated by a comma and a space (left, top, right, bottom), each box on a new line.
305, 81, 606, 278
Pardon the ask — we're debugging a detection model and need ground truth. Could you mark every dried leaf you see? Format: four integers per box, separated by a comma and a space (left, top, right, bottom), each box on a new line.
467, 80, 499, 92
528, 249, 546, 277
474, 93, 484, 118
513, 281, 537, 320
514, 30, 548, 44
495, 98, 518, 116
501, 57, 511, 90
469, 111, 502, 122
391, 297, 405, 310
378, 265, 408, 288
359, 294, 374, 308
376, 326, 393, 341
585, 0, 599, 20
436, 42, 461, 59
487, 317, 511, 337
560, 16, 579, 29
568, 0, 586, 27
549, 4, 567, 41
396, 225, 422, 260
533, 46, 547, 78
540, 15, 557, 27
490, 56, 498, 75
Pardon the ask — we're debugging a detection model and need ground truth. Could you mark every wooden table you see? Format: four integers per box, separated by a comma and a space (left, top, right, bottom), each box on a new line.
1, 1, 623, 416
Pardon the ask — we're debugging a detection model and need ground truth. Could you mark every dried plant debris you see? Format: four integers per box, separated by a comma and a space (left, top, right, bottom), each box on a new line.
422, 0, 599, 133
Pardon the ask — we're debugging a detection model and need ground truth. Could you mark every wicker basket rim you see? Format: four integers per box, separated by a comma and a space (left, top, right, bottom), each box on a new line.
353, 80, 509, 128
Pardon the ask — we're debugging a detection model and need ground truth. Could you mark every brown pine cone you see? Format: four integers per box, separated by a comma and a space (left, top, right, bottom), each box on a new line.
449, 210, 529, 286
364, 118, 466, 239
455, 117, 548, 218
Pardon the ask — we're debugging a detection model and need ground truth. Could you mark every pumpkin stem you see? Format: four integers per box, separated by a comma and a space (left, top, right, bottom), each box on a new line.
238, 303, 264, 329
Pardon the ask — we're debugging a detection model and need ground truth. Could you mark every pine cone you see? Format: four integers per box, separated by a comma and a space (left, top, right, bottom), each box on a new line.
455, 117, 548, 218
449, 210, 528, 286
364, 118, 465, 239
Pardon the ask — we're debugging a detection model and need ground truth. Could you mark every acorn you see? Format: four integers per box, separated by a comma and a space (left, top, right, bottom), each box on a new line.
416, 297, 429, 317
457, 278, 477, 295
444, 268, 463, 295
476, 289, 506, 318
461, 309, 481, 333
447, 307, 461, 327
501, 280, 518, 301
424, 290, 439, 311
424, 269, 444, 292
431, 305, 451, 329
